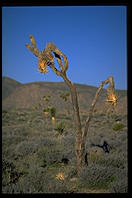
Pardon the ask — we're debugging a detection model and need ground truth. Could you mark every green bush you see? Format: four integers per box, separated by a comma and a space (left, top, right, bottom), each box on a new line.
112, 122, 125, 131
54, 121, 66, 134
15, 140, 39, 157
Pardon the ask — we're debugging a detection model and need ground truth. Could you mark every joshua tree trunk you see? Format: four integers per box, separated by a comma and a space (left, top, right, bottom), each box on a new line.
26, 35, 117, 175
62, 74, 85, 173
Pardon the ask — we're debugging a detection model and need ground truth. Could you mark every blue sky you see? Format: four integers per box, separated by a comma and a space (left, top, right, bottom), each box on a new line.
2, 6, 127, 90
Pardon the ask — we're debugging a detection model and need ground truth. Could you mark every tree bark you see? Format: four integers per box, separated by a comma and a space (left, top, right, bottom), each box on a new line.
61, 74, 85, 174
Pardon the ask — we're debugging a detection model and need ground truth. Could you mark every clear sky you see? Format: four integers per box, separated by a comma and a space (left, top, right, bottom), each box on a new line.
2, 6, 127, 90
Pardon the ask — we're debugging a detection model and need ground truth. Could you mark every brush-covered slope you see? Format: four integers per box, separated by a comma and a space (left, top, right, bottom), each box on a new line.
2, 77, 127, 114
2, 77, 22, 100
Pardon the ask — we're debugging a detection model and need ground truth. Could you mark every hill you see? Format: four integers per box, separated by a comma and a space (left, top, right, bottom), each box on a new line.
2, 77, 127, 115
2, 76, 22, 100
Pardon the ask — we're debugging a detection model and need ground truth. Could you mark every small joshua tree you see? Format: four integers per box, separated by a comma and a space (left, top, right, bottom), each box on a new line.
54, 121, 66, 135
42, 97, 57, 120
60, 92, 70, 102
48, 106, 56, 121
26, 35, 117, 174
60, 92, 70, 115
43, 95, 51, 102
33, 95, 50, 111
43, 105, 55, 117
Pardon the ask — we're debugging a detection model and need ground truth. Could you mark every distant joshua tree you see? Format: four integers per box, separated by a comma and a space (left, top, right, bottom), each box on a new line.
60, 92, 70, 102
59, 92, 70, 114
26, 35, 117, 175
34, 95, 51, 112
43, 95, 51, 102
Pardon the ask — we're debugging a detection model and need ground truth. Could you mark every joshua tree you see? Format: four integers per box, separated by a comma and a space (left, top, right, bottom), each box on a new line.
33, 95, 50, 111
26, 35, 117, 174
48, 106, 56, 120
43, 95, 51, 102
42, 95, 50, 115
60, 92, 70, 102
59, 92, 70, 114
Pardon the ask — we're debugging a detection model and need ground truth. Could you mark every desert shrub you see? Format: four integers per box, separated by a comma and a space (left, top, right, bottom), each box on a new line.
16, 115, 27, 121
110, 180, 128, 193
44, 149, 62, 165
3, 126, 28, 136
2, 142, 21, 161
39, 138, 57, 147
3, 134, 25, 146
2, 110, 8, 114
108, 138, 124, 151
54, 121, 66, 134
109, 168, 128, 193
88, 148, 104, 164
26, 164, 47, 192
117, 131, 127, 142
3, 163, 69, 193
112, 122, 125, 131
2, 182, 35, 194
3, 164, 45, 193
89, 136, 102, 146
31, 118, 44, 126
63, 115, 72, 120
2, 111, 8, 123
3, 184, 17, 194
60, 134, 75, 160
67, 167, 78, 178
97, 152, 127, 169
42, 180, 68, 193
37, 147, 62, 167
117, 142, 127, 156
2, 159, 23, 187
61, 133, 75, 146
10, 126, 31, 138
15, 140, 39, 157
78, 163, 117, 189
61, 149, 75, 162
110, 113, 118, 120
2, 159, 15, 172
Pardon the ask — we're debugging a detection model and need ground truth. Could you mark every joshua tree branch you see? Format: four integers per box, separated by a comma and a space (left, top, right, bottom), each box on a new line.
82, 76, 117, 142
49, 63, 62, 76
41, 42, 68, 73
25, 35, 41, 58
26, 36, 68, 74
